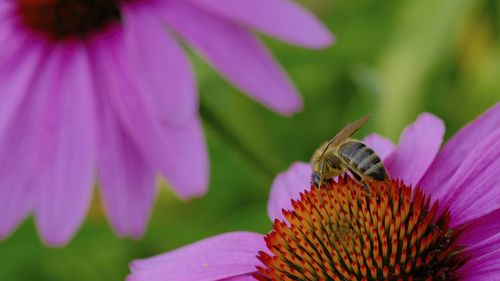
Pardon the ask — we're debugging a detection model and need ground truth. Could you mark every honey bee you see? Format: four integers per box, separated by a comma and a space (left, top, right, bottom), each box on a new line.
310, 115, 389, 190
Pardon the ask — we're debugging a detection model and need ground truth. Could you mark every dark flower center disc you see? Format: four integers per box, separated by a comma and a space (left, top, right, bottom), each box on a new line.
17, 0, 125, 40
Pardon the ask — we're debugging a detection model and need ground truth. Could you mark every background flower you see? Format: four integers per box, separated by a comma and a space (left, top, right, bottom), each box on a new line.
128, 103, 500, 280
0, 0, 332, 246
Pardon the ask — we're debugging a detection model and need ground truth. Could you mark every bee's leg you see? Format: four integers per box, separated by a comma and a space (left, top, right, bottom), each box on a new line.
347, 168, 370, 192
318, 160, 325, 188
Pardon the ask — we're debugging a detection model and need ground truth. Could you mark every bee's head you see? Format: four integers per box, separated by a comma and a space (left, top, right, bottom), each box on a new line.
311, 158, 324, 174
311, 160, 325, 187
311, 172, 322, 187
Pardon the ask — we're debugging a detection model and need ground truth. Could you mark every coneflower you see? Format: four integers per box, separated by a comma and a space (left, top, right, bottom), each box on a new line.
0, 0, 332, 246
128, 103, 500, 281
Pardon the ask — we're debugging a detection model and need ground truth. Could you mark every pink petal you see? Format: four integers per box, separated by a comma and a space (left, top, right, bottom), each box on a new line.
97, 101, 156, 239
438, 129, 500, 226
267, 162, 312, 221
191, 0, 333, 48
1, 20, 23, 40
0, 36, 41, 147
0, 109, 35, 240
384, 113, 444, 187
458, 243, 500, 280
420, 102, 500, 197
0, 19, 23, 65
123, 3, 197, 125
362, 133, 396, 160
90, 26, 208, 199
0, 2, 15, 23
220, 274, 256, 281
159, 0, 302, 115
458, 208, 500, 248
0, 45, 47, 239
34, 44, 96, 246
160, 118, 209, 199
128, 232, 264, 281
0, 2, 9, 15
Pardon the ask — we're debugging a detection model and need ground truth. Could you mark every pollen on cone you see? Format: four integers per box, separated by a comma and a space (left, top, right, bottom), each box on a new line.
255, 176, 467, 280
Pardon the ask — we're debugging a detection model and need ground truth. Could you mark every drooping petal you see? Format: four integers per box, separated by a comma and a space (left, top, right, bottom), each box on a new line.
159, 0, 302, 115
438, 129, 500, 226
160, 118, 209, 198
220, 274, 256, 281
458, 208, 500, 247
90, 26, 208, 199
0, 1, 10, 15
384, 113, 444, 187
97, 99, 156, 239
34, 44, 96, 246
465, 233, 500, 262
0, 1, 22, 44
128, 232, 264, 281
267, 162, 311, 221
420, 102, 500, 196
458, 240, 500, 280
123, 3, 197, 124
0, 17, 26, 66
0, 35, 41, 147
0, 43, 46, 239
362, 133, 396, 160
190, 0, 333, 48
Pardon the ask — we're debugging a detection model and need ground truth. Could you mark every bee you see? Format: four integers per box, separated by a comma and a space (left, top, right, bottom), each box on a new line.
310, 115, 388, 190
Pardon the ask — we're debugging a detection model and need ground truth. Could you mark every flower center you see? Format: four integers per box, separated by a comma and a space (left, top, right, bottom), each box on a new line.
17, 0, 125, 40
255, 177, 468, 281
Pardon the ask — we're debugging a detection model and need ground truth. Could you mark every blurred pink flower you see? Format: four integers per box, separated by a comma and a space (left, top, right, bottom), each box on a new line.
0, 0, 332, 246
127, 103, 500, 280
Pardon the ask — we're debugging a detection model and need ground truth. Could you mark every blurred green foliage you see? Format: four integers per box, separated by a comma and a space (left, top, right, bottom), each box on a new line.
1, 0, 499, 280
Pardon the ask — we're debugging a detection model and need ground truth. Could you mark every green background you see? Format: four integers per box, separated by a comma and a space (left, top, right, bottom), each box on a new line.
1, 0, 499, 280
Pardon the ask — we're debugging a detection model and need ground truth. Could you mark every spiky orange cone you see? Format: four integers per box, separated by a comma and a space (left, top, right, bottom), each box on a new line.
255, 177, 467, 281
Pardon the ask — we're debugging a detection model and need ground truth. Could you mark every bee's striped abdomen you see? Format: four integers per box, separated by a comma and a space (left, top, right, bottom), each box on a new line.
338, 140, 388, 181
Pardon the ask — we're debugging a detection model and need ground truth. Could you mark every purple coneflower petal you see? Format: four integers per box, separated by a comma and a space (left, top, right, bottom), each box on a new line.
128, 232, 264, 281
160, 1, 302, 115
0, 118, 34, 240
98, 104, 156, 239
0, 36, 40, 143
122, 5, 210, 198
191, 0, 333, 48
160, 117, 209, 198
437, 129, 500, 226
0, 17, 23, 64
420, 102, 500, 196
457, 236, 500, 280
0, 44, 45, 239
267, 162, 311, 221
384, 113, 444, 187
123, 4, 197, 124
362, 133, 396, 159
458, 208, 500, 247
220, 275, 255, 281
0, 1, 14, 20
0, 1, 9, 13
35, 44, 96, 246
91, 29, 208, 199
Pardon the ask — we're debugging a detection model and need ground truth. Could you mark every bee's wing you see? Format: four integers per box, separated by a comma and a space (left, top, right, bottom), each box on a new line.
319, 115, 370, 159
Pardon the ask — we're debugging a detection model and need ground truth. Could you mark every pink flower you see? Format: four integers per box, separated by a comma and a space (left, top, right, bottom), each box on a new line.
0, 0, 332, 246
127, 102, 500, 280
